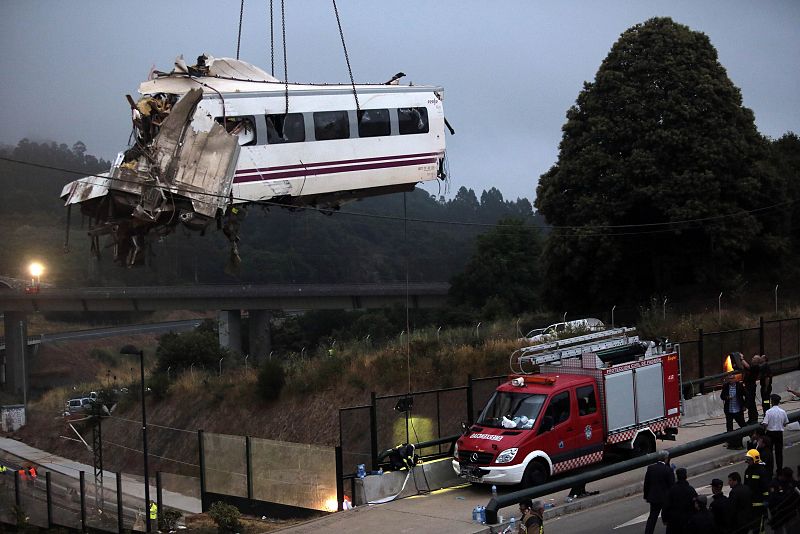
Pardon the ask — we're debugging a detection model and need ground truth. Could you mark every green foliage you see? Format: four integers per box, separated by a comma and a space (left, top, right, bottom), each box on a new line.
90, 348, 116, 367
155, 327, 230, 373
148, 373, 171, 401
208, 501, 242, 533
535, 17, 781, 309
256, 359, 286, 400
449, 218, 543, 313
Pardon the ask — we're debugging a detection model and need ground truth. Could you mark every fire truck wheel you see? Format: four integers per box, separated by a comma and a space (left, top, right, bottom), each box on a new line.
521, 460, 548, 487
631, 433, 656, 457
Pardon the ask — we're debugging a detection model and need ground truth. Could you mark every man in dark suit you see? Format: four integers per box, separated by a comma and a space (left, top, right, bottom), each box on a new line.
662, 467, 697, 534
643, 450, 675, 534
721, 373, 748, 449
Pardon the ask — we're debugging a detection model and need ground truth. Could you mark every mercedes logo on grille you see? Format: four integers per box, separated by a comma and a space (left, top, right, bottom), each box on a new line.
471, 452, 479, 462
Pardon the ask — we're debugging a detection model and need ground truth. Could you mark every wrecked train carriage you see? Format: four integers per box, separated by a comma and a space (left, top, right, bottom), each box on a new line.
61, 55, 447, 266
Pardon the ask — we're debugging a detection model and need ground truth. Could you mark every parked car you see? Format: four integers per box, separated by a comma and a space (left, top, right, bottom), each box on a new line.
522, 318, 605, 343
66, 398, 83, 413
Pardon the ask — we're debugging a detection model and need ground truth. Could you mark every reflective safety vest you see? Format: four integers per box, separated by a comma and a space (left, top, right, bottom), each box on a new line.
28, 467, 37, 479
18, 469, 27, 481
0, 465, 8, 473
149, 502, 158, 520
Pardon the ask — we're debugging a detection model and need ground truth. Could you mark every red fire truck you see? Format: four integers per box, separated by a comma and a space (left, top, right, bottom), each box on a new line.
453, 328, 681, 486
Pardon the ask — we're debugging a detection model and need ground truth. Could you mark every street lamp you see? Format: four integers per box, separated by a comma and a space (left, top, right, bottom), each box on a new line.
27, 261, 44, 293
120, 344, 151, 533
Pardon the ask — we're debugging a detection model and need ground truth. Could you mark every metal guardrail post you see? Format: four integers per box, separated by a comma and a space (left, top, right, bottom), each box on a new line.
335, 446, 344, 511
369, 392, 378, 470
14, 470, 20, 508
46, 471, 53, 529
466, 374, 474, 425
698, 328, 705, 394
198, 430, 207, 512
246, 436, 253, 500
80, 470, 86, 533
117, 472, 123, 534
156, 471, 163, 532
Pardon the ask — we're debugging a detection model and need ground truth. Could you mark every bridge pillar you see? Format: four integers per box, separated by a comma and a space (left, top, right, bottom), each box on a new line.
248, 310, 272, 362
2, 312, 28, 402
218, 310, 242, 354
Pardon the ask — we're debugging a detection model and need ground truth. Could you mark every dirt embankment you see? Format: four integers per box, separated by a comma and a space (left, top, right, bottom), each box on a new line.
11, 335, 369, 478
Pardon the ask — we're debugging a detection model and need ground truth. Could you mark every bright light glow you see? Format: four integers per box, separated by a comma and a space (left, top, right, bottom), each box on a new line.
323, 497, 339, 512
29, 262, 44, 278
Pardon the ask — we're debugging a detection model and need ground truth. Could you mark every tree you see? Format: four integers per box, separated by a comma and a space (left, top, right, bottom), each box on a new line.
535, 17, 780, 309
449, 218, 542, 314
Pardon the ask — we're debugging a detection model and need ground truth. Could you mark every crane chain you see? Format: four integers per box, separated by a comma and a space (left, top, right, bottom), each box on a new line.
332, 0, 359, 112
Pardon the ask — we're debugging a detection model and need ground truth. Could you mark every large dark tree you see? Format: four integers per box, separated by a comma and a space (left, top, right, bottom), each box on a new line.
535, 17, 782, 309
449, 218, 542, 314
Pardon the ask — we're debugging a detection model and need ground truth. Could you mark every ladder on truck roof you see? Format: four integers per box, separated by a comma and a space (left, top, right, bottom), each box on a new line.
513, 327, 639, 372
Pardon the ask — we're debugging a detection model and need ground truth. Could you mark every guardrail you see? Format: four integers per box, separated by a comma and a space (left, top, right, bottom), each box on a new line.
483, 408, 800, 524
681, 353, 800, 398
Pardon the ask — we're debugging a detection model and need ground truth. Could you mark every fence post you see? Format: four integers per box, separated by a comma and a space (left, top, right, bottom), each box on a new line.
759, 316, 765, 357
80, 470, 86, 533
698, 329, 705, 394
246, 436, 253, 500
117, 472, 124, 534
335, 446, 344, 511
46, 471, 53, 529
198, 430, 207, 512
466, 374, 474, 425
156, 471, 163, 532
14, 470, 20, 507
369, 392, 378, 470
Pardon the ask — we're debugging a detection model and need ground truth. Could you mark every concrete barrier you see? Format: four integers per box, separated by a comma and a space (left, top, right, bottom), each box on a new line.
355, 457, 462, 505
682, 369, 800, 424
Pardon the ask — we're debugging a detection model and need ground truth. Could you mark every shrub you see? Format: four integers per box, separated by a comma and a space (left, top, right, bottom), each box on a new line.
257, 359, 286, 401
160, 508, 182, 531
208, 501, 242, 533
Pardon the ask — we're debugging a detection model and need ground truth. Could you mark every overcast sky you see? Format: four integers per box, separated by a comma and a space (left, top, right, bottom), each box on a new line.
1, 0, 798, 202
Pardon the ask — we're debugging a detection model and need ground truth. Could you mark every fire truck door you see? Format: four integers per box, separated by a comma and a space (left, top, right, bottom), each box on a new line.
536, 390, 576, 459
572, 384, 604, 454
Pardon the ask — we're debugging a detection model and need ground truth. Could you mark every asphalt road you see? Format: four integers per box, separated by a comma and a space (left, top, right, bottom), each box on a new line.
543, 442, 800, 533
39, 319, 202, 342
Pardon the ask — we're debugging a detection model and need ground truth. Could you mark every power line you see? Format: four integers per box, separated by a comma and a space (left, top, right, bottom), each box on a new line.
1, 155, 795, 235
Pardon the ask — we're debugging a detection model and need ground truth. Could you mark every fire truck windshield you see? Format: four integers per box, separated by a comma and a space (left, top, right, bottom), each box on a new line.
476, 392, 547, 429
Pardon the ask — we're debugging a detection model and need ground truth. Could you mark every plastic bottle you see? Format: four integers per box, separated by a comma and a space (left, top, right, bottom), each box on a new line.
479, 505, 486, 524
357, 464, 366, 479
565, 495, 574, 503
491, 484, 498, 498
472, 506, 478, 523
509, 517, 516, 532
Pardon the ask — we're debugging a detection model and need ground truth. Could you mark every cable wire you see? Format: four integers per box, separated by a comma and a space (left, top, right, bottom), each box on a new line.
236, 0, 245, 60
2, 155, 796, 236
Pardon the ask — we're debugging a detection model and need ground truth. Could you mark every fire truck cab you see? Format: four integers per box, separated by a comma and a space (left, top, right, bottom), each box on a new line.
453, 328, 681, 486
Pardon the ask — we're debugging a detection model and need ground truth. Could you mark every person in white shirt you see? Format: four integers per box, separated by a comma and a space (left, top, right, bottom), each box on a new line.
763, 394, 789, 472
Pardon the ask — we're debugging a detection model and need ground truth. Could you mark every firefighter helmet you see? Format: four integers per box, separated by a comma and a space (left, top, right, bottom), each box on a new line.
745, 449, 760, 463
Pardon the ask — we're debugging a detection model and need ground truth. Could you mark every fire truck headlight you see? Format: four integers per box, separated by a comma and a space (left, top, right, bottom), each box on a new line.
495, 448, 518, 464
453, 441, 459, 459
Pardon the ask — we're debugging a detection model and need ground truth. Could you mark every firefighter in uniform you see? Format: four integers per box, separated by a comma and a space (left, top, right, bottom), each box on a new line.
744, 449, 770, 534
518, 499, 544, 533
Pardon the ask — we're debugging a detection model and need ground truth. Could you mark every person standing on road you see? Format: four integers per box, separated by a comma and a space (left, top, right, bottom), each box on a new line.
768, 467, 800, 534
662, 467, 697, 534
721, 373, 748, 449
517, 499, 543, 534
643, 450, 674, 534
747, 427, 774, 478
758, 355, 773, 416
763, 393, 789, 473
686, 494, 715, 531
728, 471, 754, 530
744, 449, 770, 533
149, 500, 158, 528
743, 355, 761, 424
709, 478, 732, 534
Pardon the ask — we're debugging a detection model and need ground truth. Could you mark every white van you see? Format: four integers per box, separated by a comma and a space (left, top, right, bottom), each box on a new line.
523, 318, 605, 343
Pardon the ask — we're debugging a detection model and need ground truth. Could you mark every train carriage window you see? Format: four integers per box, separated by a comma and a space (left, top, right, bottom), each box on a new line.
266, 113, 305, 144
313, 111, 350, 141
357, 109, 391, 138
215, 116, 257, 146
398, 107, 429, 135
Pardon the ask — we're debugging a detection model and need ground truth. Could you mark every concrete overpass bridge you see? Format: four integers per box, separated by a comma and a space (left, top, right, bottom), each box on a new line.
0, 283, 449, 402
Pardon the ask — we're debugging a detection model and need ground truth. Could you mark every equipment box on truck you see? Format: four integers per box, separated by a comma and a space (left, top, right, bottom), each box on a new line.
453, 328, 681, 486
